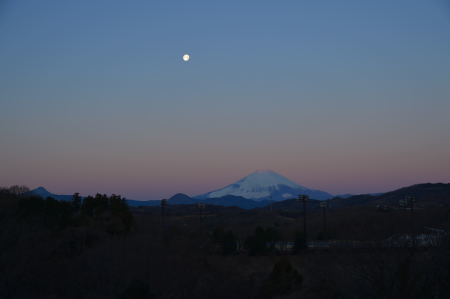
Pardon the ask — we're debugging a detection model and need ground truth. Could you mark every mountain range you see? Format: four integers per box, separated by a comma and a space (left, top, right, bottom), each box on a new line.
25, 187, 269, 209
27, 170, 333, 209
26, 182, 450, 211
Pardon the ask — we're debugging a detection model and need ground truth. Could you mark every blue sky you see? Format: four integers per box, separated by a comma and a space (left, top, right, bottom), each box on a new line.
1, 0, 450, 200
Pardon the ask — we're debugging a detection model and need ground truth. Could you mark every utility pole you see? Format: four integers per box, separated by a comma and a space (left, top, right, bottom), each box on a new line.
406, 195, 415, 214
160, 199, 168, 245
298, 194, 309, 246
320, 201, 328, 238
197, 202, 206, 223
405, 195, 416, 248
161, 199, 168, 226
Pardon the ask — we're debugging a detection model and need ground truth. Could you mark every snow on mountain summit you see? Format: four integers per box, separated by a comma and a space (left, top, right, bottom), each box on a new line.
196, 170, 332, 201
233, 170, 302, 190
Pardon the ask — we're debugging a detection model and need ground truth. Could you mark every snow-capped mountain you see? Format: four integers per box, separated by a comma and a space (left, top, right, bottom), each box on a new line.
196, 170, 333, 201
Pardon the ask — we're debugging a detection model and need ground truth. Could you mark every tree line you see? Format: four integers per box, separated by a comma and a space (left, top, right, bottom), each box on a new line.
0, 185, 133, 234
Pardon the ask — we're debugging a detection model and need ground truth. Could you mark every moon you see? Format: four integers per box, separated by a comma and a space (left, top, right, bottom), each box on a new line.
182, 54, 190, 62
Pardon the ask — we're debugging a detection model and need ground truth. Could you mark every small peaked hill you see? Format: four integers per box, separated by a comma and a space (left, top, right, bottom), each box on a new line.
27, 187, 73, 201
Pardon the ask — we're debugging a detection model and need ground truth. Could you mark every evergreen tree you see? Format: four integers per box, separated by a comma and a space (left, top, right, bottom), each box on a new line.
72, 192, 81, 212
259, 258, 303, 298
245, 226, 281, 256
293, 231, 307, 253
222, 230, 238, 255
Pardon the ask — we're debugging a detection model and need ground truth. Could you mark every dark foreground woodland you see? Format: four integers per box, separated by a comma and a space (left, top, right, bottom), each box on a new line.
1, 185, 450, 299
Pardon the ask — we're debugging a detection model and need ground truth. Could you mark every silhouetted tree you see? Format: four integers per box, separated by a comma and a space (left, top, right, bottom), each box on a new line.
222, 230, 238, 255
120, 280, 155, 299
259, 257, 303, 298
293, 231, 307, 253
211, 227, 238, 255
212, 227, 225, 243
8, 185, 30, 195
17, 195, 73, 229
71, 192, 81, 212
109, 195, 133, 233
245, 226, 280, 256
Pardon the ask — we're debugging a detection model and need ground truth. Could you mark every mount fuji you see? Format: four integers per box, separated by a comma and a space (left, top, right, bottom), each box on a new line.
196, 170, 333, 201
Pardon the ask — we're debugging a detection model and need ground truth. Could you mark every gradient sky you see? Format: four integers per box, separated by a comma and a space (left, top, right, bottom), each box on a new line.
1, 0, 450, 200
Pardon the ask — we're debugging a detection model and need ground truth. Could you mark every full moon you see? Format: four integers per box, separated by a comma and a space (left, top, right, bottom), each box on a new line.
182, 54, 190, 62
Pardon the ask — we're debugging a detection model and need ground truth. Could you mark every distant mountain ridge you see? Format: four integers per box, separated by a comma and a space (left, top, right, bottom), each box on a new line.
27, 183, 450, 210
196, 170, 333, 201
27, 187, 267, 209
168, 193, 271, 209
268, 183, 450, 211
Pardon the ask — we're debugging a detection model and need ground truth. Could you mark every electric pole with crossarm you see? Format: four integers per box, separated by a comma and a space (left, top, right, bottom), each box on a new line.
298, 194, 309, 246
